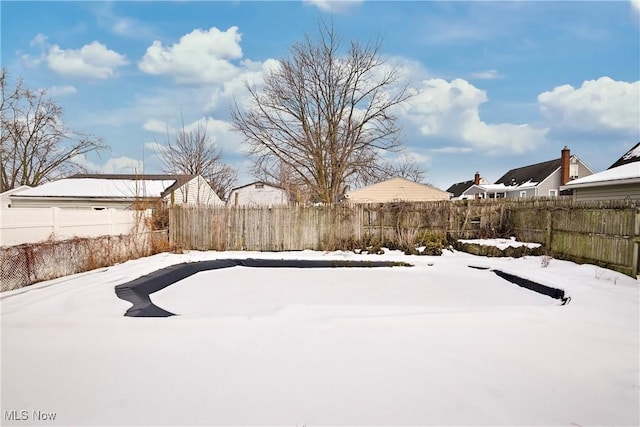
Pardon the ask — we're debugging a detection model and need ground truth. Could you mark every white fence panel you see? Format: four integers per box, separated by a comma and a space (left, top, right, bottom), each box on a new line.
0, 208, 147, 247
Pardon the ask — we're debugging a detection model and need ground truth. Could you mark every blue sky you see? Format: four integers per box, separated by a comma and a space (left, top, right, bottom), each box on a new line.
2, 0, 639, 190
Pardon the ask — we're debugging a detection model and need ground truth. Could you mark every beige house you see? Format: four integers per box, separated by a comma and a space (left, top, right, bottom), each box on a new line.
344, 177, 451, 203
8, 174, 224, 209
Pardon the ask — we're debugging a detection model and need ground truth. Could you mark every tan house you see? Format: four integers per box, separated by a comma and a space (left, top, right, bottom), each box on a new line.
344, 177, 451, 203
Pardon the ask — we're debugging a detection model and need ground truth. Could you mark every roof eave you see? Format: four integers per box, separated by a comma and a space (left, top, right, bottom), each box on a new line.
561, 177, 640, 190
10, 195, 161, 202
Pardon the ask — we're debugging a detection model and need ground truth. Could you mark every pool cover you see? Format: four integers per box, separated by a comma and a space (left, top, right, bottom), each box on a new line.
115, 258, 412, 317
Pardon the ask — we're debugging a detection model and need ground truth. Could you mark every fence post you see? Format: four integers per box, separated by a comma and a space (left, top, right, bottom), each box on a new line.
545, 209, 553, 250
169, 207, 175, 248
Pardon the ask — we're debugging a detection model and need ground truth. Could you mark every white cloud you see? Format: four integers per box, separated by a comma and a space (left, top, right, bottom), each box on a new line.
406, 78, 548, 154
112, 17, 139, 36
428, 147, 474, 154
185, 117, 244, 155
303, 0, 364, 14
142, 119, 172, 134
142, 116, 245, 157
89, 2, 157, 40
139, 27, 243, 84
74, 155, 144, 174
632, 0, 640, 18
30, 33, 48, 49
144, 141, 167, 154
47, 85, 77, 96
45, 41, 129, 79
205, 58, 280, 111
538, 77, 640, 133
471, 69, 504, 80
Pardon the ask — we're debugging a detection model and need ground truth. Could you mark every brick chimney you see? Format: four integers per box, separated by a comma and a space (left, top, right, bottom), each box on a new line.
561, 146, 570, 185
474, 171, 480, 185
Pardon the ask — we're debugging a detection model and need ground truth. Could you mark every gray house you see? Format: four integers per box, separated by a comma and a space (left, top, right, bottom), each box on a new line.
560, 142, 640, 201
446, 147, 593, 199
482, 147, 592, 199
446, 172, 490, 200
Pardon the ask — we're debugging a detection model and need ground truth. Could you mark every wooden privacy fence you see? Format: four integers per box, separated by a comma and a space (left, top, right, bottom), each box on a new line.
170, 198, 640, 276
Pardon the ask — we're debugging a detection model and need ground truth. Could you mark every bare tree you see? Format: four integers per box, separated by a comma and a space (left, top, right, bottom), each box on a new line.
158, 118, 237, 201
0, 68, 107, 192
231, 22, 414, 204
355, 153, 426, 188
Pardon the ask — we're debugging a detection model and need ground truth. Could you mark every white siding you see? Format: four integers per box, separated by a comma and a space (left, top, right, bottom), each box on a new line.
228, 183, 289, 207
9, 197, 139, 209
165, 176, 222, 206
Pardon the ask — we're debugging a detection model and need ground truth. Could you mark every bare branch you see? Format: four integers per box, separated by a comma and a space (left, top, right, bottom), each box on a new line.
158, 117, 237, 201
232, 22, 415, 204
1, 68, 107, 192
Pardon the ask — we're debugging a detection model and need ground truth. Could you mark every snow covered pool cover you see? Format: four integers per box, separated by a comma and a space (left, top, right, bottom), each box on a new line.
2, 250, 638, 426
115, 257, 567, 318
115, 258, 413, 317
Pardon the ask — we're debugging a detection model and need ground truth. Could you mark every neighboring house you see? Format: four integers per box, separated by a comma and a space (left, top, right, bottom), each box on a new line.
344, 177, 451, 203
453, 147, 592, 199
227, 181, 290, 207
560, 142, 640, 201
0, 185, 31, 209
489, 147, 593, 198
447, 172, 490, 200
7, 174, 223, 209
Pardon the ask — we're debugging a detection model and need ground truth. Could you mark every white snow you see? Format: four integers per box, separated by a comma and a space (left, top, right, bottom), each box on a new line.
13, 178, 176, 198
622, 144, 640, 161
459, 236, 542, 249
480, 181, 539, 193
565, 162, 640, 186
1, 248, 638, 426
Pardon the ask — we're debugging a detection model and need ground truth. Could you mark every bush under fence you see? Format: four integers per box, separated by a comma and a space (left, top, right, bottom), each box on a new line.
0, 230, 169, 291
170, 198, 639, 277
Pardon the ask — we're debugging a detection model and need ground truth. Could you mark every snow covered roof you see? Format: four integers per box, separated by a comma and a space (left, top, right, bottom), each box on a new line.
495, 158, 560, 187
477, 181, 538, 193
563, 162, 640, 188
11, 178, 177, 199
608, 142, 640, 169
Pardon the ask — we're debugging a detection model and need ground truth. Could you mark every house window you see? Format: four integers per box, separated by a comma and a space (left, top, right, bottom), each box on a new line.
519, 191, 527, 198
255, 183, 264, 189
549, 189, 558, 197
570, 164, 579, 179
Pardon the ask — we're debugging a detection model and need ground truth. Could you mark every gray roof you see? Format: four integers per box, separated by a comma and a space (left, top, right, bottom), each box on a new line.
446, 180, 473, 198
494, 158, 560, 186
608, 142, 640, 169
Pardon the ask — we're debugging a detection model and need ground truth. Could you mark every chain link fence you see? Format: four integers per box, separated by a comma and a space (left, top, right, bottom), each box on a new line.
0, 230, 169, 292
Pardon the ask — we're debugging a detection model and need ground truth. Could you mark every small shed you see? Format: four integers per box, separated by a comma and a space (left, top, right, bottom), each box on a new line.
227, 181, 290, 207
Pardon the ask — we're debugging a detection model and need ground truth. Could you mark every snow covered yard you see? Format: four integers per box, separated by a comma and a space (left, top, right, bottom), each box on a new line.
1, 248, 638, 426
